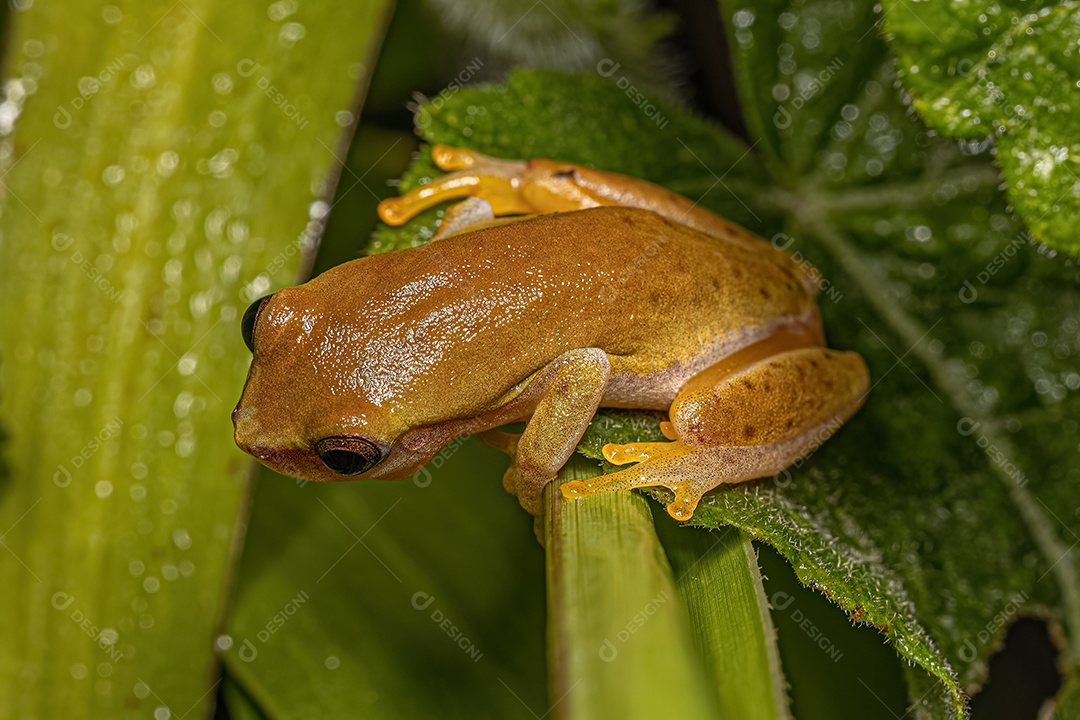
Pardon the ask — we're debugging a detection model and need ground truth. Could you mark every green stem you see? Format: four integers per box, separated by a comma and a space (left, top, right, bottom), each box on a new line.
656, 517, 791, 720
545, 455, 790, 719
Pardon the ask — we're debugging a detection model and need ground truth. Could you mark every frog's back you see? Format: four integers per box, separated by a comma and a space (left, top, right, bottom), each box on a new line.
313, 206, 815, 420
435, 206, 814, 356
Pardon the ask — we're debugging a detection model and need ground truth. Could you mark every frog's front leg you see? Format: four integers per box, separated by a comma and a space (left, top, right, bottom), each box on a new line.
488, 348, 611, 515
562, 347, 869, 520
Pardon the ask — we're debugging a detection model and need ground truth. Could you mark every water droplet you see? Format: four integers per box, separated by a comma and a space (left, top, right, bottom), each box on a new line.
278, 22, 306, 47
101, 5, 122, 25
173, 528, 192, 550
208, 148, 237, 178
309, 199, 330, 220
95, 480, 113, 498
212, 72, 233, 95
733, 9, 755, 27
102, 165, 125, 186
177, 354, 197, 376
267, 0, 298, 21
130, 64, 156, 90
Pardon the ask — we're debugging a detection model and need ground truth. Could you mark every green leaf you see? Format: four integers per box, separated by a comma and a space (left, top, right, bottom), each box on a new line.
654, 516, 791, 720
377, 44, 1080, 717
881, 1, 1080, 255
544, 456, 756, 720
223, 440, 548, 718
0, 0, 391, 716
427, 0, 681, 99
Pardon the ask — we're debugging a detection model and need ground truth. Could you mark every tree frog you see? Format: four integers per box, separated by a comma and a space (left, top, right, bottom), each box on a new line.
233, 145, 869, 521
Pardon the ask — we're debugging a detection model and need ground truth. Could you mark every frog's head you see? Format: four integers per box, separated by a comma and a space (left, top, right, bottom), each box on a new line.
231, 274, 448, 484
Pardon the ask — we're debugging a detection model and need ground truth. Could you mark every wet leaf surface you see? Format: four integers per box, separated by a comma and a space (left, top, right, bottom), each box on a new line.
883, 0, 1080, 255
378, 44, 1080, 717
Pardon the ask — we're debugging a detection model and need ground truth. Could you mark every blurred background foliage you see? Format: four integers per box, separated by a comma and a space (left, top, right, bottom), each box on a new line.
0, 1, 1072, 719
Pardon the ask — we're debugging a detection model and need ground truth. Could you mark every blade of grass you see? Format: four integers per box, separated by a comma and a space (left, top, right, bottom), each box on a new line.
655, 514, 791, 719
0, 1, 392, 716
544, 455, 717, 719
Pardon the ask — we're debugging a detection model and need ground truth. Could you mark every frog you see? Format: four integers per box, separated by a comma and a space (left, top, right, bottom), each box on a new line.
232, 144, 869, 521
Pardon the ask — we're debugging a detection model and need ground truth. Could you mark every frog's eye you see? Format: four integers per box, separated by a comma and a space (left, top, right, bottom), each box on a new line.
241, 294, 274, 353
314, 436, 384, 475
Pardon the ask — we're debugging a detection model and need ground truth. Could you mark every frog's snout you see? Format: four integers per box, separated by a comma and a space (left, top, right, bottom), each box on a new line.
232, 405, 260, 453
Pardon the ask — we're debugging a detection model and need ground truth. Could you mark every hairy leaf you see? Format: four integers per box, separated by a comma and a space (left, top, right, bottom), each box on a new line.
881, 0, 1080, 255
378, 46, 1080, 719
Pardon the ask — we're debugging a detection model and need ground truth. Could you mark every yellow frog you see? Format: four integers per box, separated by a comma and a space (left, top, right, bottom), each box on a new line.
232, 145, 869, 520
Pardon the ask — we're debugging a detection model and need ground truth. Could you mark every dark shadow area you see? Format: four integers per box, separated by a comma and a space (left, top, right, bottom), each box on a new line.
970, 617, 1062, 720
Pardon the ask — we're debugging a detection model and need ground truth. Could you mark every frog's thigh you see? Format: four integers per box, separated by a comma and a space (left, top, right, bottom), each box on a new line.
431, 197, 542, 240
562, 348, 869, 521
378, 146, 536, 225
669, 347, 869, 448
378, 144, 660, 226
506, 348, 611, 515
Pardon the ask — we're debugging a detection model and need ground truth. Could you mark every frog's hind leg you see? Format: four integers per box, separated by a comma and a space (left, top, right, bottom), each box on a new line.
378, 147, 537, 226
378, 144, 630, 228
378, 144, 705, 229
562, 346, 869, 521
430, 197, 539, 241
561, 439, 712, 521
379, 145, 827, 294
